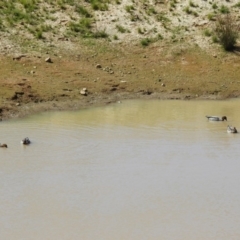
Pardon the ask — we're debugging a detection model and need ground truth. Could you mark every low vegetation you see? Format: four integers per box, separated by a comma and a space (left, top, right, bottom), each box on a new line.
214, 14, 240, 51
0, 0, 239, 52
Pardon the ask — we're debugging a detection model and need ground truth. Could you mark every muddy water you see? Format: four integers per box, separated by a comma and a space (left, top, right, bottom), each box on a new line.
1, 99, 240, 240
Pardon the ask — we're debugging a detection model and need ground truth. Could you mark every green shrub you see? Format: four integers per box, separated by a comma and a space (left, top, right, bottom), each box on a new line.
140, 38, 151, 46
156, 13, 170, 23
184, 6, 192, 14
212, 35, 218, 43
69, 18, 92, 37
214, 14, 239, 51
92, 30, 108, 38
234, 2, 240, 7
157, 33, 163, 40
91, 0, 108, 11
193, 11, 198, 17
35, 30, 44, 39
125, 5, 134, 13
207, 13, 216, 21
219, 5, 229, 14
147, 7, 157, 15
204, 29, 212, 37
116, 24, 126, 33
212, 3, 218, 9
75, 5, 92, 18
189, 1, 198, 7
138, 27, 144, 34
170, 2, 176, 8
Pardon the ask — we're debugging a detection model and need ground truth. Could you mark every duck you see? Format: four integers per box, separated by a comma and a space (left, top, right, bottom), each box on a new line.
21, 137, 31, 145
227, 125, 238, 133
0, 143, 8, 148
206, 115, 227, 121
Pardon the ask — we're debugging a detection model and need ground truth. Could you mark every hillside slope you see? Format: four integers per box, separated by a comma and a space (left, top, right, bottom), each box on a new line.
0, 0, 239, 55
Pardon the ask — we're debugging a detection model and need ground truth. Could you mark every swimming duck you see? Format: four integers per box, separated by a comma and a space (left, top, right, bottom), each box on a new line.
21, 137, 31, 145
227, 125, 238, 133
0, 143, 8, 148
206, 116, 227, 121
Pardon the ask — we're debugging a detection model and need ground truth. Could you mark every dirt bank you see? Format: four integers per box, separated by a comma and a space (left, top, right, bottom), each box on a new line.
1, 42, 240, 121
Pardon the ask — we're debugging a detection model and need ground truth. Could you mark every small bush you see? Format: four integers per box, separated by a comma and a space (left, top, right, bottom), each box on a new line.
234, 2, 240, 8
116, 24, 126, 33
212, 3, 218, 9
207, 13, 216, 21
219, 5, 229, 14
75, 5, 92, 18
189, 1, 198, 8
35, 30, 44, 39
91, 1, 108, 11
184, 6, 192, 14
214, 14, 239, 51
204, 29, 212, 37
156, 13, 170, 23
125, 5, 134, 13
193, 11, 198, 17
140, 38, 151, 46
69, 18, 92, 37
147, 7, 157, 15
212, 35, 218, 43
170, 2, 176, 8
138, 27, 144, 34
157, 34, 163, 40
92, 30, 108, 38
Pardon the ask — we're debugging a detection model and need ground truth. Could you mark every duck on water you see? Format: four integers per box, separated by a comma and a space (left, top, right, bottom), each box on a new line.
0, 143, 7, 148
227, 125, 238, 134
206, 116, 227, 121
21, 137, 31, 145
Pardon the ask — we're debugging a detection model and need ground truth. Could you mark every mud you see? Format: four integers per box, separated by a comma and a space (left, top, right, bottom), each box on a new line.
1, 43, 240, 120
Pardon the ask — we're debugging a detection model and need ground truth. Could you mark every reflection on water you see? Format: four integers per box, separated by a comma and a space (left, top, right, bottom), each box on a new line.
1, 99, 240, 240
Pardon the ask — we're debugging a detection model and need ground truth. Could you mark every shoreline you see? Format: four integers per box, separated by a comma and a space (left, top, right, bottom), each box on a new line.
0, 91, 233, 121
1, 44, 240, 121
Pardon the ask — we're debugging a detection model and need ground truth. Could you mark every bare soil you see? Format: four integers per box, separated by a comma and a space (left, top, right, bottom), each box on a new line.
1, 41, 240, 121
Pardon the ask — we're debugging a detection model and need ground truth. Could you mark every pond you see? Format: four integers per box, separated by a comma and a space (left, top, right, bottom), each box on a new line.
1, 99, 240, 240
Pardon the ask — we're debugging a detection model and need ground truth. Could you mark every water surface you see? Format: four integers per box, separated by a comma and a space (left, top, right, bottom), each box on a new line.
1, 99, 240, 240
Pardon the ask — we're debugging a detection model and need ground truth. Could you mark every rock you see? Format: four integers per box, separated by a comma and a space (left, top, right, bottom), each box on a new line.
96, 64, 102, 68
162, 83, 165, 87
80, 88, 88, 96
45, 57, 52, 63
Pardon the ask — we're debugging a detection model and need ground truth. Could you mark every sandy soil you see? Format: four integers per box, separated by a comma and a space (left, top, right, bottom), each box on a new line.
1, 41, 240, 121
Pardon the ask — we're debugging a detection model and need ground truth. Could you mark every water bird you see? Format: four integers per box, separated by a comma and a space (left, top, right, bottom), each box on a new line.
21, 137, 31, 145
0, 143, 8, 148
227, 125, 238, 133
206, 116, 227, 121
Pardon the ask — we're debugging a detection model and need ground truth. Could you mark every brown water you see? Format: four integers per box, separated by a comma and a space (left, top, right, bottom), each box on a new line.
1, 99, 240, 240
